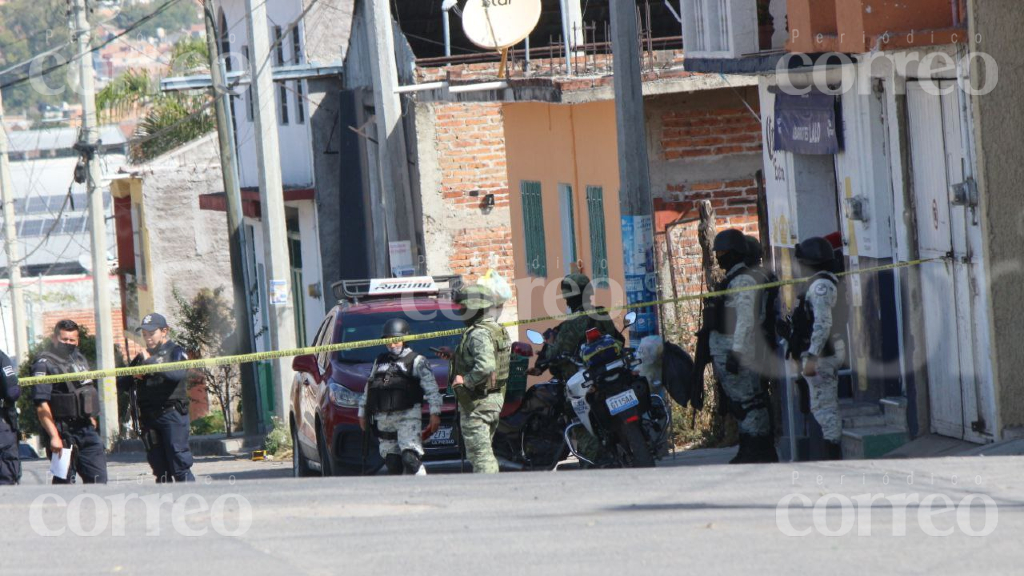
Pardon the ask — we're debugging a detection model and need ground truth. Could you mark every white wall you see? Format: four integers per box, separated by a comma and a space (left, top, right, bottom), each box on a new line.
222, 0, 315, 189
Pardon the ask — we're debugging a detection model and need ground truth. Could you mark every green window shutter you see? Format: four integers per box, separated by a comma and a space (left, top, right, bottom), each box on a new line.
586, 186, 609, 286
520, 181, 547, 277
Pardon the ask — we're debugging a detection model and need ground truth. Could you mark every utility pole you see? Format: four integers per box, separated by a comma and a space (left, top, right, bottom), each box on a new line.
0, 91, 28, 362
71, 0, 118, 447
203, 0, 263, 434
244, 0, 297, 420
365, 0, 418, 274
609, 0, 657, 340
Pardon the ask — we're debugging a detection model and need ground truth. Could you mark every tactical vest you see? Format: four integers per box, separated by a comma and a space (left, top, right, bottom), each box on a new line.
789, 272, 841, 358
38, 351, 99, 422
138, 341, 189, 413
454, 320, 511, 396
366, 351, 424, 413
706, 266, 754, 336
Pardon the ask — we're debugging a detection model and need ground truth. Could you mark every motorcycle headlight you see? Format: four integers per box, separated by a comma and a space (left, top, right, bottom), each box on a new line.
328, 381, 362, 408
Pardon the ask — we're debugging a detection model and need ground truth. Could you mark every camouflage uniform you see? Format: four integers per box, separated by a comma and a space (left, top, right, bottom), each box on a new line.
452, 317, 510, 474
710, 263, 771, 437
802, 274, 845, 443
358, 348, 442, 458
542, 313, 621, 381
539, 311, 622, 465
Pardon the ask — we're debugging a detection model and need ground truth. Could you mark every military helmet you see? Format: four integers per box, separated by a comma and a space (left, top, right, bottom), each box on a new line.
713, 229, 747, 254
560, 273, 591, 299
381, 318, 410, 339
455, 284, 496, 310
795, 237, 836, 266
744, 235, 762, 257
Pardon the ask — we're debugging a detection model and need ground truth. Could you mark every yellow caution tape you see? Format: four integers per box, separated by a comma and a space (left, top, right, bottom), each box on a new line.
17, 256, 942, 387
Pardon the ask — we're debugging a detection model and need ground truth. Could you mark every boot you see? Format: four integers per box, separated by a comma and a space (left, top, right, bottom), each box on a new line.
751, 435, 779, 463
825, 440, 843, 461
730, 434, 751, 464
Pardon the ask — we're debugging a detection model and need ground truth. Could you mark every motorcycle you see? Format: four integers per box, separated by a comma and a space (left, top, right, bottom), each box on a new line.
526, 312, 671, 469
491, 342, 572, 471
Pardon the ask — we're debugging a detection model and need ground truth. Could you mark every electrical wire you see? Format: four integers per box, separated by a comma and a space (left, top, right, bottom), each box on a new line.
0, 0, 187, 91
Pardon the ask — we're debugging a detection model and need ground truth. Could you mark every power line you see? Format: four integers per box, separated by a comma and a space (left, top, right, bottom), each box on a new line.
0, 0, 187, 91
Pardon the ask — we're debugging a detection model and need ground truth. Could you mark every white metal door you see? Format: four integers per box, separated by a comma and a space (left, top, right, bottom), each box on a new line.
906, 82, 983, 441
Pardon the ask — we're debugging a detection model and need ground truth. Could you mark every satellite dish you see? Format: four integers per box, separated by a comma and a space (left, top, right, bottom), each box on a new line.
461, 0, 542, 50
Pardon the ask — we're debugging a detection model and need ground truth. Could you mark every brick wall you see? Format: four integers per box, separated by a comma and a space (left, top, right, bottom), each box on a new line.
655, 178, 760, 289
421, 102, 517, 311
434, 104, 511, 210
41, 308, 145, 359
661, 108, 763, 160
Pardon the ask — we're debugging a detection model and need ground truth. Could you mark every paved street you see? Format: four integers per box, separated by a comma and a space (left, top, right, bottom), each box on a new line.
0, 450, 1019, 575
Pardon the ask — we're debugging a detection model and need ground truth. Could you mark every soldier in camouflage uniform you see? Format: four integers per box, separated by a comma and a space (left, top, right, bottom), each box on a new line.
438, 285, 511, 474
791, 237, 846, 460
359, 318, 442, 475
536, 274, 623, 381
707, 229, 777, 464
532, 274, 622, 467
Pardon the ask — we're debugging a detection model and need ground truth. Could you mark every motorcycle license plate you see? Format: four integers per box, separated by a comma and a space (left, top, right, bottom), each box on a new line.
426, 426, 455, 447
605, 390, 639, 416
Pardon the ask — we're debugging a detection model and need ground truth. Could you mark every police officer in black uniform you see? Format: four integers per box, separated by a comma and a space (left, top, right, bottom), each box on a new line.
33, 320, 108, 484
0, 348, 20, 485
134, 313, 194, 482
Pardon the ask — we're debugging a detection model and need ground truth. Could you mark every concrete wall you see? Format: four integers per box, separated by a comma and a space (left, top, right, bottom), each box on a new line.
970, 0, 1024, 436
221, 0, 315, 189
119, 134, 234, 341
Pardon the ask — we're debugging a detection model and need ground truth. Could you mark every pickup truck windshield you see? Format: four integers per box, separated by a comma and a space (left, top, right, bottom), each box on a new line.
333, 313, 465, 364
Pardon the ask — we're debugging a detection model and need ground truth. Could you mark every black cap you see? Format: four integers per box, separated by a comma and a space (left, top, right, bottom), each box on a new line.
137, 313, 168, 332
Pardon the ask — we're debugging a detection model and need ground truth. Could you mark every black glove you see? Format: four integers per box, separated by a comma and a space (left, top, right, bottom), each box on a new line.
725, 351, 741, 375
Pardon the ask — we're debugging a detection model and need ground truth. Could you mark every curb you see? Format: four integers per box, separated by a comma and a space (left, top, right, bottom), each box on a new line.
113, 434, 266, 457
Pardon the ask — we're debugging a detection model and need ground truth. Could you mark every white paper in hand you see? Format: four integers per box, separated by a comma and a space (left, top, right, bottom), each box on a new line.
49, 446, 73, 480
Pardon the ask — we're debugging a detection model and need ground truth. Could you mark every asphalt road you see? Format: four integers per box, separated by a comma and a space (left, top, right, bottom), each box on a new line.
1, 452, 1020, 575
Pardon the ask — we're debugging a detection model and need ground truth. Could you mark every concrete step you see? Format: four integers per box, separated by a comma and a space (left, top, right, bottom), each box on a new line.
841, 426, 910, 460
842, 414, 888, 428
113, 434, 265, 457
838, 400, 883, 418
881, 397, 908, 430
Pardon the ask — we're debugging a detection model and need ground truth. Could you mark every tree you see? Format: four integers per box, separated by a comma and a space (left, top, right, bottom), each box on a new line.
172, 286, 240, 437
113, 1, 201, 39
96, 36, 213, 162
0, 0, 73, 112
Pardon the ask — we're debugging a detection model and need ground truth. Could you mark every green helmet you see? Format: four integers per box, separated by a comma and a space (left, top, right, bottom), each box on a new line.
455, 285, 496, 310
560, 273, 591, 299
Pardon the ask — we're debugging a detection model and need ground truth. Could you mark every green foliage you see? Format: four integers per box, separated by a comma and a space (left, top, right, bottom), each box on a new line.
190, 412, 225, 436
131, 92, 214, 162
113, 1, 201, 39
0, 0, 73, 112
263, 417, 291, 455
95, 36, 214, 162
168, 35, 209, 75
97, 69, 156, 122
173, 286, 241, 437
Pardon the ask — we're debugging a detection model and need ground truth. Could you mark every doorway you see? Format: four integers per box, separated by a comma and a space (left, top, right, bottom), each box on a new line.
905, 81, 990, 442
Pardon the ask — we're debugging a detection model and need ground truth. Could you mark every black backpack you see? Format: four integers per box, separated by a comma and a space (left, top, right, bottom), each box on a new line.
662, 341, 703, 410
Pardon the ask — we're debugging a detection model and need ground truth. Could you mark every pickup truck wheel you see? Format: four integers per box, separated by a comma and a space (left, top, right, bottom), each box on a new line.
293, 423, 316, 478
317, 423, 334, 477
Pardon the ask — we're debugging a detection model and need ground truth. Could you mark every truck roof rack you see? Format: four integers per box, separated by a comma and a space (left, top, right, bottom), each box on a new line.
331, 275, 464, 304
